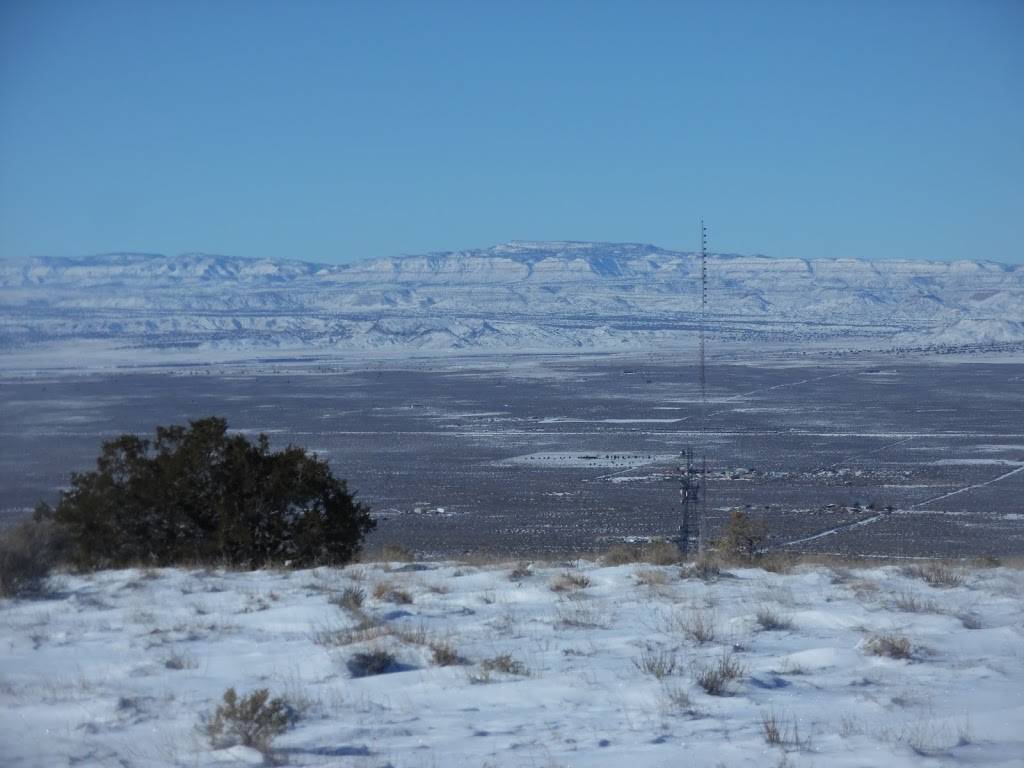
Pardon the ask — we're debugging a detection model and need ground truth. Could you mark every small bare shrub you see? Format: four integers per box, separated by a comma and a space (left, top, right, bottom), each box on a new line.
550, 571, 591, 593
688, 553, 722, 581
554, 602, 607, 629
756, 608, 793, 631
905, 563, 963, 589
390, 624, 430, 646
329, 586, 365, 612
892, 593, 939, 614
480, 653, 526, 676
430, 641, 464, 666
695, 652, 746, 696
660, 682, 698, 716
204, 687, 296, 754
347, 648, 398, 677
761, 708, 807, 747
602, 544, 642, 566
508, 563, 532, 581
645, 539, 682, 565
838, 714, 863, 737
679, 609, 717, 644
717, 510, 767, 560
164, 649, 198, 670
633, 649, 678, 679
865, 633, 912, 659
762, 708, 783, 744
0, 519, 68, 598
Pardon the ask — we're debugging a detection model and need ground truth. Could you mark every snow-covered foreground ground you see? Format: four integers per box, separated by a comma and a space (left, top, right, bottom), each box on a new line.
2, 560, 1022, 767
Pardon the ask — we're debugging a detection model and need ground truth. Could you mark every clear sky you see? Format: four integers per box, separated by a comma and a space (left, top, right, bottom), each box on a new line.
1, 0, 1021, 264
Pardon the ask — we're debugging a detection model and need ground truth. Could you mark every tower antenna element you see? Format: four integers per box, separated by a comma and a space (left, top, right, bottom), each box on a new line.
698, 220, 708, 553
679, 221, 709, 555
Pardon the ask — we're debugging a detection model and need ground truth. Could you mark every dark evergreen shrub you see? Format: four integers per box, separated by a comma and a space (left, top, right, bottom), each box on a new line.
43, 417, 375, 568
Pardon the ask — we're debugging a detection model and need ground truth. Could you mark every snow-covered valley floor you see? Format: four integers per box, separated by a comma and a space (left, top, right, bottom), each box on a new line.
2, 559, 1022, 767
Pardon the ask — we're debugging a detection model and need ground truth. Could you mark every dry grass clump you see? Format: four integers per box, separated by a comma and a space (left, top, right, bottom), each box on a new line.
695, 651, 746, 696
429, 641, 465, 666
685, 553, 723, 581
329, 586, 366, 612
849, 579, 880, 599
904, 563, 963, 589
660, 682, 698, 716
892, 592, 940, 614
758, 552, 798, 574
372, 581, 413, 604
677, 609, 717, 644
755, 607, 794, 631
602, 544, 643, 566
374, 544, 415, 563
761, 708, 807, 747
204, 687, 296, 754
480, 653, 527, 676
602, 539, 680, 566
550, 571, 591, 593
634, 569, 670, 587
311, 615, 388, 647
554, 602, 608, 629
644, 539, 682, 565
633, 649, 678, 679
865, 633, 913, 659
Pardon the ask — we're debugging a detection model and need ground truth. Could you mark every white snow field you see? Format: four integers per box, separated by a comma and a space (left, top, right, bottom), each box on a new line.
2, 560, 1023, 767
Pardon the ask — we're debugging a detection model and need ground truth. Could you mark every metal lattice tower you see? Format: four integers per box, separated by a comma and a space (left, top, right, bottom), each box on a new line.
698, 221, 708, 553
680, 221, 710, 554
678, 446, 700, 553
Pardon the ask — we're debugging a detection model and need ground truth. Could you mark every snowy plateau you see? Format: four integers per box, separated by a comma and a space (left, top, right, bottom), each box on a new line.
2, 559, 1023, 767
2, 241, 1023, 365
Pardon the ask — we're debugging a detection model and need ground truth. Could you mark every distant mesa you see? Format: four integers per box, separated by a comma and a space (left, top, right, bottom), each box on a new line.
1, 241, 1022, 360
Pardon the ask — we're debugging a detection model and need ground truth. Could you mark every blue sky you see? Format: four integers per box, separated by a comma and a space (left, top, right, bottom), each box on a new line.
1, 0, 1021, 264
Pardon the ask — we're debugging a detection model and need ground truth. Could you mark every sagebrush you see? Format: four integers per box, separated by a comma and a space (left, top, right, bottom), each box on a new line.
205, 687, 296, 753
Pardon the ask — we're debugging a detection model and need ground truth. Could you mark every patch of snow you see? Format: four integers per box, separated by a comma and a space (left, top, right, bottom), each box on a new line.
1, 563, 1023, 766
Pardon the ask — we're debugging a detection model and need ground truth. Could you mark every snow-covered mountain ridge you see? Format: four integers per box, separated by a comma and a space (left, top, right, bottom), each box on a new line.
2, 241, 1022, 357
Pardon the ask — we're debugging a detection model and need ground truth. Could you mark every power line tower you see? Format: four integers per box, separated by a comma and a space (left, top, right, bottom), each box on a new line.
679, 221, 709, 555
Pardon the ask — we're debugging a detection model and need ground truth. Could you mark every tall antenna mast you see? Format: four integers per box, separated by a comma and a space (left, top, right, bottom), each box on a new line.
679, 221, 709, 556
699, 220, 708, 430
698, 220, 709, 553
